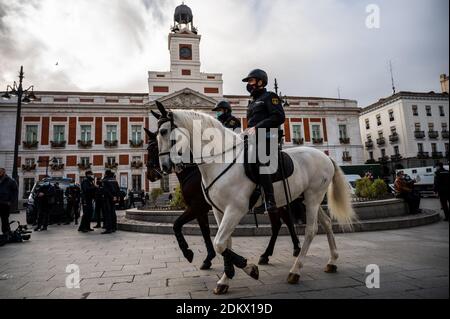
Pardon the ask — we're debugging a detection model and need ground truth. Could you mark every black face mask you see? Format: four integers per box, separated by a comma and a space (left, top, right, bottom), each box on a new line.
246, 83, 257, 95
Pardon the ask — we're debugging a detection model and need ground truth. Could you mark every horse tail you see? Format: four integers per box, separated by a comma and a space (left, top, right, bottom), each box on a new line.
327, 158, 356, 229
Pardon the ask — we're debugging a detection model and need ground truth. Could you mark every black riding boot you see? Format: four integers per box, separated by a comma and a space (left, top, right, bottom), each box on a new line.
260, 173, 278, 214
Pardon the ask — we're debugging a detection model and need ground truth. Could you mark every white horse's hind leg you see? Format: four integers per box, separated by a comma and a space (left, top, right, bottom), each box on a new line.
287, 196, 320, 285
318, 207, 339, 273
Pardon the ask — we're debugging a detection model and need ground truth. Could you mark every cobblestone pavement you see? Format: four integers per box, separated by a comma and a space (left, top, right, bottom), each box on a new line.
0, 199, 448, 299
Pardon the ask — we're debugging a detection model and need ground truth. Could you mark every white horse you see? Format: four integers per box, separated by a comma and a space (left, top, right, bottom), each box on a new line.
154, 102, 356, 295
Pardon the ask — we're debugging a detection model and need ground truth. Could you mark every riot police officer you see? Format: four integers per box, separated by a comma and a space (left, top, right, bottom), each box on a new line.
101, 170, 121, 234
35, 181, 55, 231
242, 69, 286, 213
212, 101, 241, 131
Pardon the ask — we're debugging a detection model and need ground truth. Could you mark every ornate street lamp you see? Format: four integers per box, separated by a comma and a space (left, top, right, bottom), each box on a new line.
2, 66, 37, 212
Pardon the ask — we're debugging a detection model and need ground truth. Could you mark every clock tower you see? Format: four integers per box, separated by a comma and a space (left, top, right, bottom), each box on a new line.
148, 3, 223, 99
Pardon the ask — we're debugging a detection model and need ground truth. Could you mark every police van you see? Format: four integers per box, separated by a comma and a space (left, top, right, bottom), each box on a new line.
395, 166, 449, 197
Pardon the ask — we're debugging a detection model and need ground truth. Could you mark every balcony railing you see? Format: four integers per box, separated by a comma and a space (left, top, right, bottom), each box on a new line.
292, 138, 304, 145
78, 140, 93, 148
442, 131, 449, 139
414, 131, 425, 139
389, 134, 399, 143
131, 161, 144, 169
22, 164, 37, 172
432, 152, 443, 159
23, 141, 39, 149
378, 156, 389, 163
391, 154, 403, 162
105, 162, 118, 169
104, 140, 118, 148
365, 141, 374, 149
312, 138, 323, 144
342, 156, 352, 162
339, 137, 350, 145
51, 140, 66, 148
376, 137, 386, 146
78, 163, 92, 170
428, 131, 439, 139
51, 163, 65, 171
130, 140, 144, 148
365, 159, 377, 164
417, 152, 429, 159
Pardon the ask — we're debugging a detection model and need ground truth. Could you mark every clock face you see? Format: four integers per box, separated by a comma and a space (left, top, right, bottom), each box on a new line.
180, 46, 192, 60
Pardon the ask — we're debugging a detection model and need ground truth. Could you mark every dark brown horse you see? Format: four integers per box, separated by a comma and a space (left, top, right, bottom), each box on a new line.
144, 128, 301, 268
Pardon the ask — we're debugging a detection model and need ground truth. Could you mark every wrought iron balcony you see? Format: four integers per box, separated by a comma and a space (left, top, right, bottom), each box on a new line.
432, 152, 443, 159
130, 140, 144, 148
23, 141, 39, 149
22, 164, 36, 172
391, 154, 403, 162
105, 162, 118, 169
414, 131, 425, 139
131, 161, 144, 169
376, 137, 386, 146
442, 131, 449, 139
104, 140, 118, 148
292, 138, 304, 145
312, 138, 324, 144
78, 163, 92, 170
78, 140, 93, 148
428, 131, 439, 139
417, 152, 429, 159
50, 140, 66, 148
365, 159, 377, 164
389, 134, 399, 143
365, 140, 374, 149
339, 137, 350, 145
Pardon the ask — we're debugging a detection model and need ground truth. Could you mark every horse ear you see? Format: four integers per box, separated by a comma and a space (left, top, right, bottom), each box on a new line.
144, 128, 156, 140
156, 101, 168, 118
150, 110, 161, 120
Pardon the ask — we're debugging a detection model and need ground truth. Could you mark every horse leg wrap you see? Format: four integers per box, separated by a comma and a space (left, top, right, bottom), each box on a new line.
222, 249, 248, 269
224, 254, 235, 279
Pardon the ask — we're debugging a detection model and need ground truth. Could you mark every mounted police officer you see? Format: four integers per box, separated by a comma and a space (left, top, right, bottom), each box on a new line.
212, 101, 241, 131
242, 69, 286, 214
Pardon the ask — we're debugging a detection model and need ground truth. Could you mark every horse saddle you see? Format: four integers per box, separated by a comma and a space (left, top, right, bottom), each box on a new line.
244, 150, 295, 185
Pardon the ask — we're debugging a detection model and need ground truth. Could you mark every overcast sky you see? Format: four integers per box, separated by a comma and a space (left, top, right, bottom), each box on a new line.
0, 0, 448, 107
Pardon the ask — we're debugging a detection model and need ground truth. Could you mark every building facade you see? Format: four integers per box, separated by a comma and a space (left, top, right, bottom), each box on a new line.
0, 3, 363, 200
359, 91, 449, 176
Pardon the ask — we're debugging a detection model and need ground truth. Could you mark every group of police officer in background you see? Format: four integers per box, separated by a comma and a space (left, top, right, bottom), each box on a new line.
33, 169, 121, 234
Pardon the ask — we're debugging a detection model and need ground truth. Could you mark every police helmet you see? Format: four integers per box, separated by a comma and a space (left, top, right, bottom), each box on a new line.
212, 100, 232, 112
242, 69, 268, 87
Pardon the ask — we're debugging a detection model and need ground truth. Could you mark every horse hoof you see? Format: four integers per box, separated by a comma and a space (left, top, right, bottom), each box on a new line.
324, 264, 338, 273
249, 264, 259, 280
213, 284, 229, 295
184, 249, 194, 263
200, 260, 212, 270
287, 273, 300, 284
258, 256, 269, 265
293, 248, 301, 257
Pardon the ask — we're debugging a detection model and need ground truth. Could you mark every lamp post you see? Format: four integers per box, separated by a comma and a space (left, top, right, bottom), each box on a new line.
2, 66, 37, 212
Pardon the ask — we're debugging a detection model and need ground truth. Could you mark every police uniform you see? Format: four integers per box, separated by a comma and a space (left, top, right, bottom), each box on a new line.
434, 166, 449, 221
243, 69, 286, 213
65, 184, 81, 224
212, 101, 242, 131
79, 174, 96, 232
102, 172, 121, 233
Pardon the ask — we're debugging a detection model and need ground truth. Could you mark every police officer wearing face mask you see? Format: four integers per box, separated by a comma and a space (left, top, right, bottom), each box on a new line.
242, 69, 286, 214
212, 101, 241, 131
